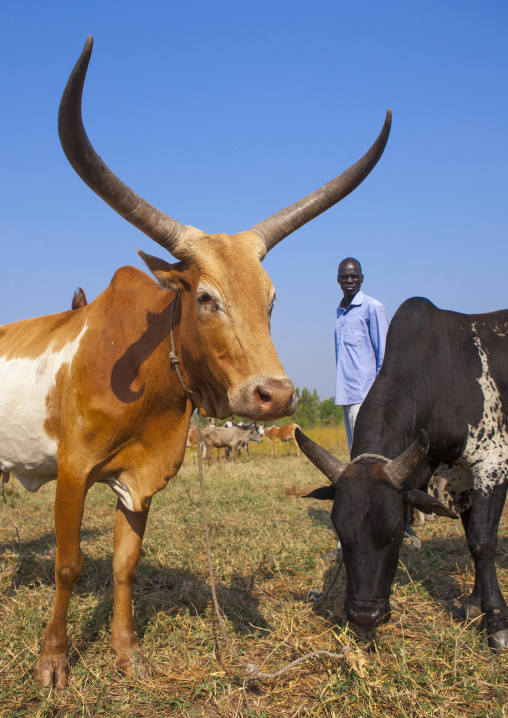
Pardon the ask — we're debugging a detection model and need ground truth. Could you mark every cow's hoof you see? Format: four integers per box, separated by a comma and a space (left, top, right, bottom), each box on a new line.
116, 650, 149, 678
457, 602, 482, 621
33, 658, 69, 687
488, 629, 508, 650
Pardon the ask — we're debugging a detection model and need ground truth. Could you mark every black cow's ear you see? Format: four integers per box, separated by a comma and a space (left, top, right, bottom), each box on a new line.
404, 488, 458, 519
303, 486, 336, 501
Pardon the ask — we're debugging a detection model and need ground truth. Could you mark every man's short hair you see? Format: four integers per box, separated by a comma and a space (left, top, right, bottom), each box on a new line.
338, 257, 362, 274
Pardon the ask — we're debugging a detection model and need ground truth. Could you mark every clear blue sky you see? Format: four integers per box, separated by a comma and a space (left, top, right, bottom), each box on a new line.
1, 1, 507, 400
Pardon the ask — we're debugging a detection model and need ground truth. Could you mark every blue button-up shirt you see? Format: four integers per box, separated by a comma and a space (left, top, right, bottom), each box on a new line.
335, 291, 389, 405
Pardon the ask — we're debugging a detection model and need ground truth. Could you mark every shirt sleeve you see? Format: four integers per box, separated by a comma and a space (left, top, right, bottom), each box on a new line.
368, 304, 390, 375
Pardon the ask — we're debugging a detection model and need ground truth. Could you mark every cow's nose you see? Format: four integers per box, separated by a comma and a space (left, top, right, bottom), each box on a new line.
346, 604, 391, 629
229, 376, 295, 420
253, 380, 295, 417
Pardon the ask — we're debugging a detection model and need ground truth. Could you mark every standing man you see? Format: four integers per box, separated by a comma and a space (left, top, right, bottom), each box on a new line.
335, 257, 389, 454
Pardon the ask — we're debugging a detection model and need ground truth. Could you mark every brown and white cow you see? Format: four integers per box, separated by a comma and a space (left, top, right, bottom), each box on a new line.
263, 423, 301, 457
0, 36, 391, 686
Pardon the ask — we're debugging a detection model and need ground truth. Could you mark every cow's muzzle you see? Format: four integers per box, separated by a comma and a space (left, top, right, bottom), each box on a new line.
229, 377, 295, 420
345, 600, 391, 629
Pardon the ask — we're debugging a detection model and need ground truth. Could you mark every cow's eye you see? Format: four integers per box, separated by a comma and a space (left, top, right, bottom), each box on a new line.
197, 292, 218, 311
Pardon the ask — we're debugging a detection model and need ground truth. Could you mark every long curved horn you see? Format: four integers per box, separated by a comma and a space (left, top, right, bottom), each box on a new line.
58, 36, 190, 257
295, 428, 346, 484
385, 430, 430, 488
250, 109, 392, 254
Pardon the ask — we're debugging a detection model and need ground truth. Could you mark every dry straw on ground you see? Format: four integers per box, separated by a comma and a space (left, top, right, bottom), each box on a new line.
0, 425, 507, 717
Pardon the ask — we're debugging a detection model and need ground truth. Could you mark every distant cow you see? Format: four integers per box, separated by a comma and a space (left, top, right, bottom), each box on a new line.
263, 423, 301, 457
185, 427, 207, 461
223, 420, 263, 458
186, 417, 216, 459
297, 297, 508, 649
202, 424, 262, 464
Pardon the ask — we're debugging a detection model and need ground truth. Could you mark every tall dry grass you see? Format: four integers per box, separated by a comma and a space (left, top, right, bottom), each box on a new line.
0, 433, 507, 717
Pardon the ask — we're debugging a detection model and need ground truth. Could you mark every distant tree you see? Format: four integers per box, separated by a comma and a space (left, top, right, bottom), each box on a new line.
293, 387, 321, 428
319, 398, 343, 425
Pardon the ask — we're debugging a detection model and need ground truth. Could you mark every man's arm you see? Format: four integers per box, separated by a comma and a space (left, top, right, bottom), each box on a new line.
368, 304, 389, 374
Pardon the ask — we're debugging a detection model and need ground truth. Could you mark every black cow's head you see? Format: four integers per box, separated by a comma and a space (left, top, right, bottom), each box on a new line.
296, 429, 457, 630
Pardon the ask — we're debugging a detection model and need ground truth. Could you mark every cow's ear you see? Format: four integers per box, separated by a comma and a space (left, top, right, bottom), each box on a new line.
138, 250, 190, 293
404, 488, 458, 519
303, 486, 336, 501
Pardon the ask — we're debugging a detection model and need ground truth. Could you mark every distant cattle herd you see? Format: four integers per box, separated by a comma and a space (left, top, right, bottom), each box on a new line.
186, 420, 301, 463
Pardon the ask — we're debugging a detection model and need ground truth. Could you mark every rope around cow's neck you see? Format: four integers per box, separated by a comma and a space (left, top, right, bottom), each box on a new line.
169, 297, 195, 404
170, 296, 351, 679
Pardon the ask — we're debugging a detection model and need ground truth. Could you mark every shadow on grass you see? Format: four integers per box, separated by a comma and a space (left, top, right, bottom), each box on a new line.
4, 537, 273, 663
305, 506, 334, 530
133, 565, 272, 639
0, 526, 107, 588
397, 530, 508, 608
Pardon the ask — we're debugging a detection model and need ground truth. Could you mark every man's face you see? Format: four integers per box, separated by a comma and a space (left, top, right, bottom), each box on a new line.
338, 261, 363, 298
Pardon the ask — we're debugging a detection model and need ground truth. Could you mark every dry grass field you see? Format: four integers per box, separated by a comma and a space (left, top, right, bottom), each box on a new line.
1, 424, 507, 717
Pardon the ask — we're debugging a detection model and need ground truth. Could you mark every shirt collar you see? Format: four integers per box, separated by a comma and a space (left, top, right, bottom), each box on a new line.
339, 290, 365, 311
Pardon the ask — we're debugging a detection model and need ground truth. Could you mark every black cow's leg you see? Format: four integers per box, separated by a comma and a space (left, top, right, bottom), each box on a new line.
458, 508, 482, 619
465, 480, 508, 648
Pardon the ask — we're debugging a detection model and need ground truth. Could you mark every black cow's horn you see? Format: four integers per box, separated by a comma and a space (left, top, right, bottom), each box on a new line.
385, 430, 430, 487
250, 109, 392, 255
295, 429, 346, 484
59, 36, 190, 258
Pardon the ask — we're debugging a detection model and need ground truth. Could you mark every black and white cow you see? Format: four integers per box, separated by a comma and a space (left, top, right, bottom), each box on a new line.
297, 297, 508, 649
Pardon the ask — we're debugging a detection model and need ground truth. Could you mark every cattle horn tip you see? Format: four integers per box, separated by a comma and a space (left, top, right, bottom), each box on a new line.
81, 36, 94, 56
295, 428, 346, 484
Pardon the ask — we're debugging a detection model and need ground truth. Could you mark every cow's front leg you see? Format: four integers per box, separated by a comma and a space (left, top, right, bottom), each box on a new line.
466, 481, 508, 649
111, 499, 149, 675
34, 477, 86, 687
458, 508, 482, 619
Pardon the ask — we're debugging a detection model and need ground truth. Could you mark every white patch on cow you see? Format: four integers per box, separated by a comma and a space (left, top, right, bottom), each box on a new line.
0, 324, 88, 489
432, 463, 473, 494
429, 463, 474, 513
97, 475, 151, 512
460, 329, 508, 495
493, 324, 508, 337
